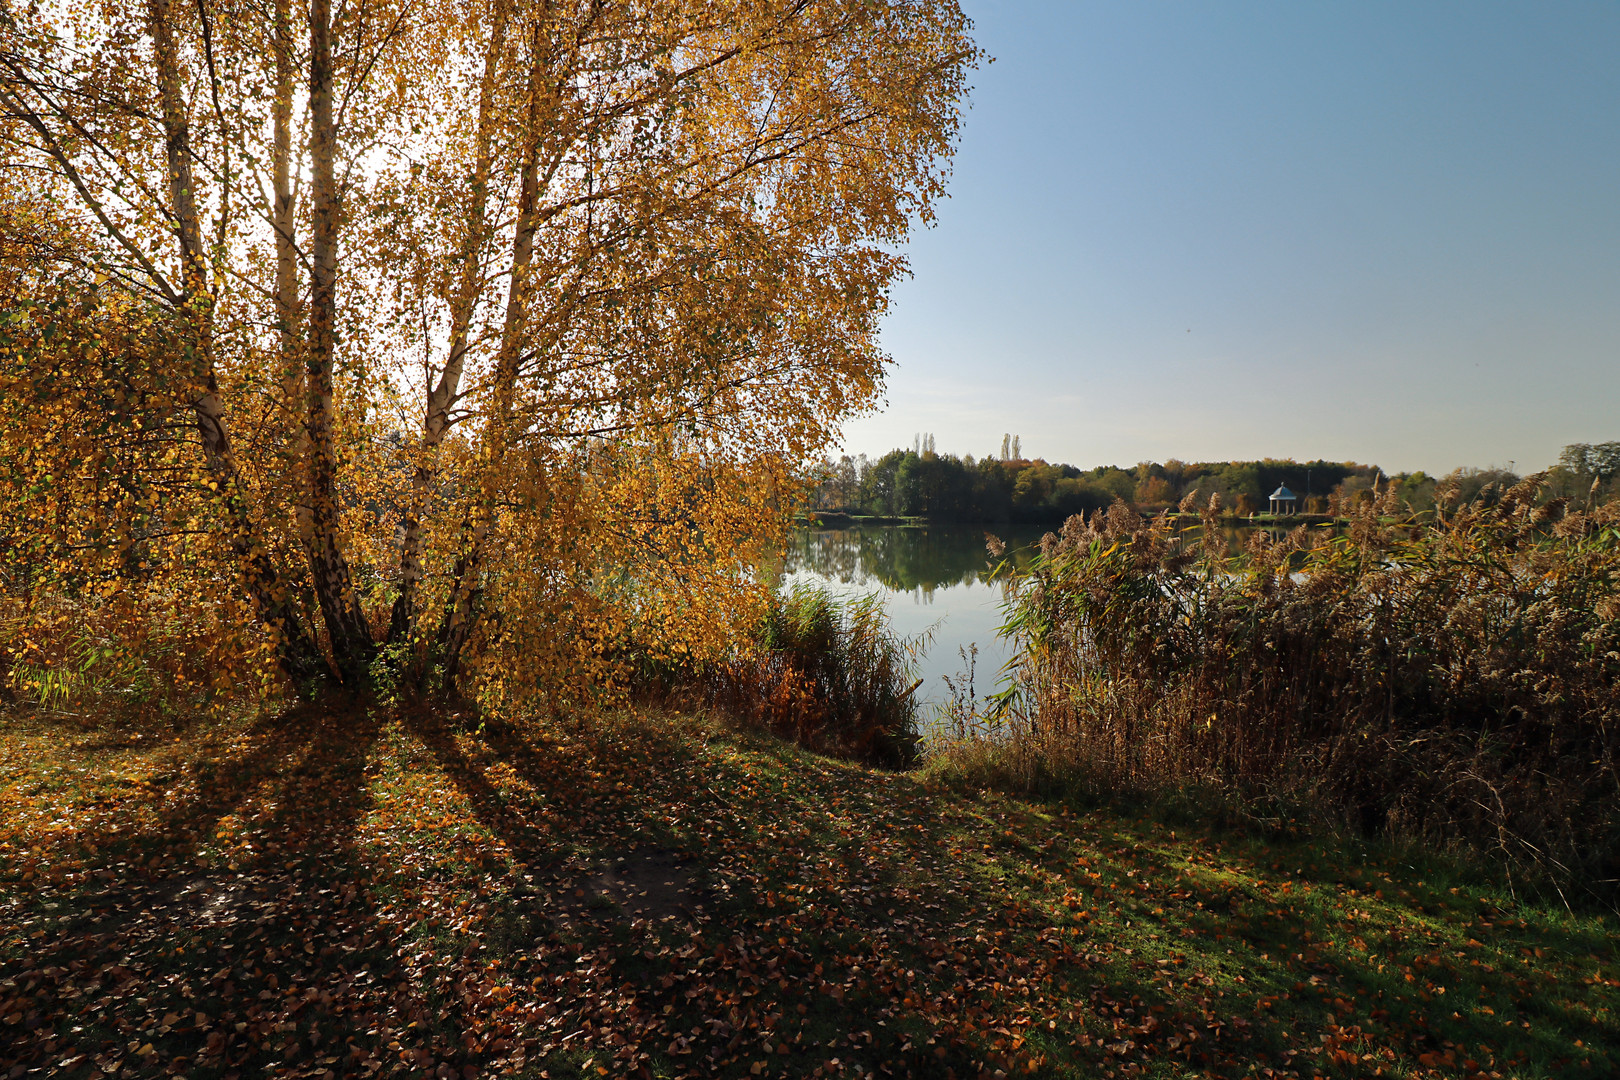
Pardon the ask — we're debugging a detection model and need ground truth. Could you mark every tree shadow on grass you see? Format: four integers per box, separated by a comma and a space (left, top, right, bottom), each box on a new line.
0, 703, 506, 1079
395, 708, 1238, 1077
6, 704, 1615, 1080
397, 709, 1620, 1079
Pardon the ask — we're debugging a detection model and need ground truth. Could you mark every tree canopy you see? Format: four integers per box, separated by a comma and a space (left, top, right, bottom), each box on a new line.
0, 0, 980, 705
812, 442, 1620, 524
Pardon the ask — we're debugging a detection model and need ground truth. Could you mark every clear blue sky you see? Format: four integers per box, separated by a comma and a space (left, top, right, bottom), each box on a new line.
842, 0, 1620, 474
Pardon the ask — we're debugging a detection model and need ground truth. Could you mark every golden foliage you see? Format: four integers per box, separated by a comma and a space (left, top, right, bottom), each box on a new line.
0, 0, 979, 706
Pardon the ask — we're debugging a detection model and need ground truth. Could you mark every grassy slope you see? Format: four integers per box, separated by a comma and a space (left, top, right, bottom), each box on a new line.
1, 705, 1615, 1080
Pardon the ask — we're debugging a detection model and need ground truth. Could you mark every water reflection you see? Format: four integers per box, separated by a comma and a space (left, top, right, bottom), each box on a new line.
773, 521, 1340, 713
779, 524, 1048, 599
774, 525, 1049, 713
778, 521, 1322, 594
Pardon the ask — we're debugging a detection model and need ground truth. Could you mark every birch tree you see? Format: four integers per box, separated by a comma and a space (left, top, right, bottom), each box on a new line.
0, 0, 977, 703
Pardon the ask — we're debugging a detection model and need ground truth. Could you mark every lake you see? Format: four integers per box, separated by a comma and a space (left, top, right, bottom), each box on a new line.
776, 520, 1332, 722
775, 524, 1049, 717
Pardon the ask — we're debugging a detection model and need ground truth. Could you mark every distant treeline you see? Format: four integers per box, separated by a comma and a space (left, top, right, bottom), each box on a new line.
811, 436, 1620, 523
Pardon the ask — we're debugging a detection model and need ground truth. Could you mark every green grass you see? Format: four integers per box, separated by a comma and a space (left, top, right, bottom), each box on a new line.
1, 704, 1615, 1078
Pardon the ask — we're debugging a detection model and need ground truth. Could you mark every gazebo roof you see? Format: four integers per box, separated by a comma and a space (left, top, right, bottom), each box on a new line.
1269, 485, 1297, 500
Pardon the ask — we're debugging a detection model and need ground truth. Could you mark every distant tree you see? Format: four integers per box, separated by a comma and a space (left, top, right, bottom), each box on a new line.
1560, 443, 1594, 476
1595, 443, 1620, 479
1010, 463, 1055, 514
1042, 479, 1104, 519
1555, 441, 1620, 506
1391, 471, 1437, 513
857, 450, 907, 516
829, 448, 1492, 524
812, 455, 864, 511
1332, 475, 1376, 513
1443, 467, 1521, 508
1092, 468, 1136, 504
1135, 476, 1172, 508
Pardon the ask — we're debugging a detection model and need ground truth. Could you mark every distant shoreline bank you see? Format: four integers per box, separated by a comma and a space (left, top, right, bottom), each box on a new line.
801, 510, 1346, 528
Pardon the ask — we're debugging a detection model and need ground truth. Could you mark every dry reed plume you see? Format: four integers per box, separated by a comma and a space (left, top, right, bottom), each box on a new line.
985, 476, 1620, 899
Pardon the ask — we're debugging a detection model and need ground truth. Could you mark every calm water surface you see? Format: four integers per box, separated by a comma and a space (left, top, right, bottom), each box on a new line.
777, 525, 1047, 711
777, 521, 1327, 715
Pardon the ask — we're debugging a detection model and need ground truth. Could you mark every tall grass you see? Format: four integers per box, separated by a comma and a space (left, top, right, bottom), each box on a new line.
984, 477, 1620, 899
640, 583, 926, 768
0, 599, 238, 722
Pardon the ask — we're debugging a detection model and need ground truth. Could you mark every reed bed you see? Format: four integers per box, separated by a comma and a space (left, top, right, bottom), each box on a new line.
982, 476, 1620, 899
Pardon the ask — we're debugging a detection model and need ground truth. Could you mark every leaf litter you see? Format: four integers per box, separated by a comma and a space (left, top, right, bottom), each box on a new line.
1, 704, 1615, 1078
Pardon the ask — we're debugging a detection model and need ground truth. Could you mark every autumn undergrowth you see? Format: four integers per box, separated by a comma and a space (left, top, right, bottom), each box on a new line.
3, 698, 1616, 1080
636, 582, 925, 769
0, 596, 265, 724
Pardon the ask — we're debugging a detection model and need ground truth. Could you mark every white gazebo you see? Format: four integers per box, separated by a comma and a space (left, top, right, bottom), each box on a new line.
1268, 485, 1299, 516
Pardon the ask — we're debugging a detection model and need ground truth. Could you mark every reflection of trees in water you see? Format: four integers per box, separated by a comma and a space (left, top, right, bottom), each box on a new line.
779, 523, 1342, 594
784, 526, 1046, 593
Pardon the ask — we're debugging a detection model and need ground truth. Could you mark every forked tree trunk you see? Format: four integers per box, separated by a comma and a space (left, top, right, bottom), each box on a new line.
434, 27, 552, 683
306, 0, 377, 684
146, 0, 329, 684
389, 0, 513, 658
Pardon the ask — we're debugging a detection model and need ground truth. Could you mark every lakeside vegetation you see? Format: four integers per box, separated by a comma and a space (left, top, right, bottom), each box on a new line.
6, 485, 1620, 1076
812, 437, 1620, 524
634, 583, 927, 771
7, 454, 1620, 1076
959, 475, 1620, 910
7, 476, 1620, 1076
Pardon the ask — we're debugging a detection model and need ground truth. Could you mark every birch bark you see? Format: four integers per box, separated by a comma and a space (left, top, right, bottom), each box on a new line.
146, 0, 328, 683
305, 0, 376, 683
389, 1, 513, 655
435, 23, 555, 682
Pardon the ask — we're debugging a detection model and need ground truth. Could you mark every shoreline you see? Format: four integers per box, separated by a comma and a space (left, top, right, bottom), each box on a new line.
801, 510, 1348, 528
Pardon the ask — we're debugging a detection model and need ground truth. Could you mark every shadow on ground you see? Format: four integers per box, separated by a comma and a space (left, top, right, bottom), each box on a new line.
2, 704, 1616, 1079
